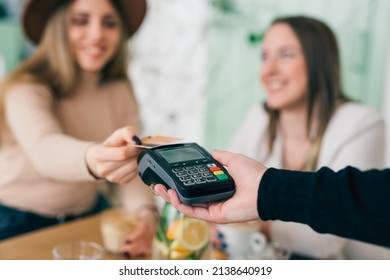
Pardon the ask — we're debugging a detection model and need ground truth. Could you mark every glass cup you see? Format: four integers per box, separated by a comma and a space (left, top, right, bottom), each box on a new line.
52, 241, 104, 260
153, 202, 210, 260
100, 208, 139, 254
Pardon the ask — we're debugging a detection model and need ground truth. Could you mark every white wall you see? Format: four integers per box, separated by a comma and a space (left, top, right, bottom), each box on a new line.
128, 0, 209, 145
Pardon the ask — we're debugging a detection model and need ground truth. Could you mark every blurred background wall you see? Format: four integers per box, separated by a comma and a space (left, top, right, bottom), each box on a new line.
1, 0, 389, 165
0, 0, 24, 76
129, 0, 209, 144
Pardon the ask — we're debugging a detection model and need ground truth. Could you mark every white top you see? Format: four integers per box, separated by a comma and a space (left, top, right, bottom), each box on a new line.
229, 102, 389, 259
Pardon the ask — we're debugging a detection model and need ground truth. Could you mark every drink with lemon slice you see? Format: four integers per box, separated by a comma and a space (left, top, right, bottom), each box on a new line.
154, 202, 210, 260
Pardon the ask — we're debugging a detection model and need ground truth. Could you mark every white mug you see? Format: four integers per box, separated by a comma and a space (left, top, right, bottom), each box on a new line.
215, 221, 261, 260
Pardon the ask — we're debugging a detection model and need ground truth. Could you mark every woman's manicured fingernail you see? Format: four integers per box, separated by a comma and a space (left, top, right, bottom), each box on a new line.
132, 135, 142, 145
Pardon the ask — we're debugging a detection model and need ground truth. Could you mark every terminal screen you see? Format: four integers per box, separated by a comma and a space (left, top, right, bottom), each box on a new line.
158, 147, 205, 164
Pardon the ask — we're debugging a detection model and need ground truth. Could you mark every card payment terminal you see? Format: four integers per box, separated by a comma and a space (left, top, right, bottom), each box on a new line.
137, 143, 235, 204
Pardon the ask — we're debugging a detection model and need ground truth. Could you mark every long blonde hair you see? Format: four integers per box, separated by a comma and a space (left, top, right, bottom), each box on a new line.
0, 0, 138, 130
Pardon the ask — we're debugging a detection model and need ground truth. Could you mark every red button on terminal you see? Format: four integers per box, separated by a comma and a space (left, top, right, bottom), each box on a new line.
209, 167, 221, 172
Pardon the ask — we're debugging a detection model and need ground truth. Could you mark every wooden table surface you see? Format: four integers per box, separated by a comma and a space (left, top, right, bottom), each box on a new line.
0, 214, 127, 260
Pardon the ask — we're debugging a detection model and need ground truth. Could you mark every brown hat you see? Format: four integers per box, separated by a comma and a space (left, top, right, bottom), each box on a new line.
22, 0, 147, 44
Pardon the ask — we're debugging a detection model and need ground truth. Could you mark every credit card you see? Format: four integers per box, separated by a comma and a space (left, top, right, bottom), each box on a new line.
131, 135, 185, 149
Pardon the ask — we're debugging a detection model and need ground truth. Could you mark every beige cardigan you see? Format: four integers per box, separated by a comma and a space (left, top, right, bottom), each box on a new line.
0, 76, 143, 217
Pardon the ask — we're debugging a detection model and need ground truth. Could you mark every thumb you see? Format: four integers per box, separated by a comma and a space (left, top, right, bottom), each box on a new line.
211, 150, 235, 167
104, 126, 138, 147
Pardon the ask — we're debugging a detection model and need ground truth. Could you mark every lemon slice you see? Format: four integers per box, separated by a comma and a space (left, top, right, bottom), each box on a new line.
174, 217, 209, 251
170, 249, 192, 260
169, 240, 192, 259
170, 240, 192, 253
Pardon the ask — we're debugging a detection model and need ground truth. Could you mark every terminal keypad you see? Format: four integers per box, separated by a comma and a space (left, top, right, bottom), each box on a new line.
172, 163, 228, 186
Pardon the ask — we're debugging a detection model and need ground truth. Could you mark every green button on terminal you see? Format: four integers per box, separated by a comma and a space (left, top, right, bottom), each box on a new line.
216, 174, 228, 180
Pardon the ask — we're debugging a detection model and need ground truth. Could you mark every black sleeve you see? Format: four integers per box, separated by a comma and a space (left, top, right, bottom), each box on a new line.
257, 166, 390, 247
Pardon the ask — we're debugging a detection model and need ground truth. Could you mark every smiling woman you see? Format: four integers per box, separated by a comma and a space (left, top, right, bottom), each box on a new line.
0, 0, 158, 259
223, 16, 387, 259
260, 24, 308, 112
67, 0, 122, 73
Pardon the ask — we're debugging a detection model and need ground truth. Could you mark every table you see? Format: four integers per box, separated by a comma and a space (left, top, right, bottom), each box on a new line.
0, 213, 215, 260
0, 214, 126, 260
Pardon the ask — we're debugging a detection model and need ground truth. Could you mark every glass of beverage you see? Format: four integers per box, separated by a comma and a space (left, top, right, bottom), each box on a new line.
52, 241, 104, 260
100, 208, 138, 254
153, 202, 210, 260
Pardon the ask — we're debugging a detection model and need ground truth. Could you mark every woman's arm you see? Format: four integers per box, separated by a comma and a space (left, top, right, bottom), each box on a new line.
5, 84, 94, 181
5, 83, 140, 183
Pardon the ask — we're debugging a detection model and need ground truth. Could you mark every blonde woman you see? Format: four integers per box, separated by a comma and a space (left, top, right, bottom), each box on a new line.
226, 16, 387, 259
0, 0, 156, 257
